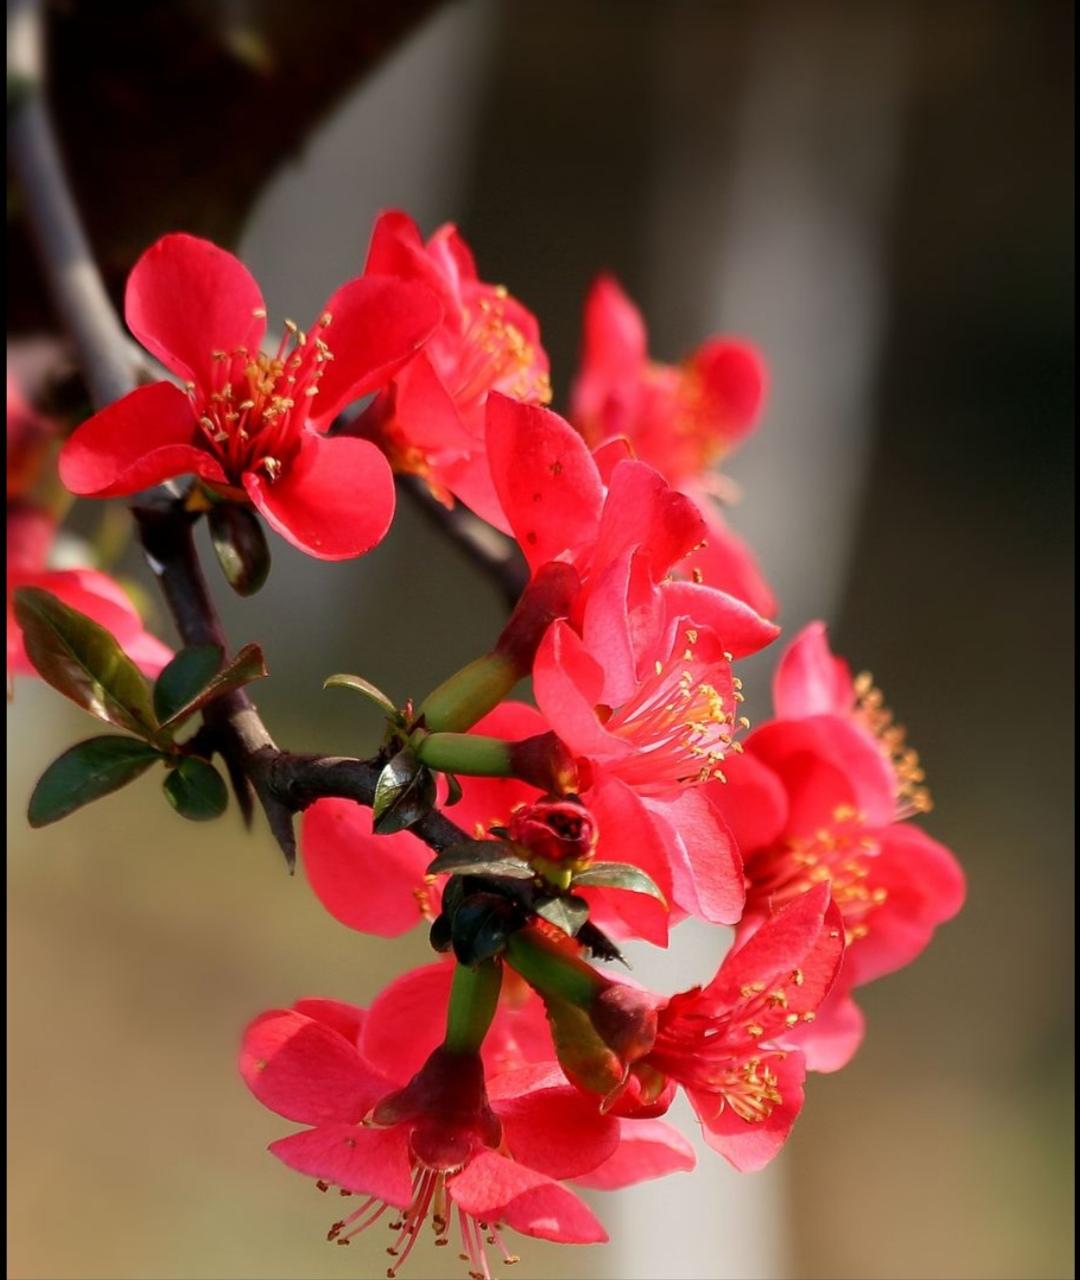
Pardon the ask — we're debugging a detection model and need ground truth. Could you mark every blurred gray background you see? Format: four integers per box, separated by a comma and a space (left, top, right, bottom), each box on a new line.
8, 2, 1074, 1278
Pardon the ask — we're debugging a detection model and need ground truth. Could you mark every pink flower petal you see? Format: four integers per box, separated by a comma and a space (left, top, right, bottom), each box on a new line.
58, 381, 222, 498
645, 790, 745, 926
689, 337, 767, 451
485, 394, 603, 573
591, 459, 706, 582
269, 1124, 414, 1204
780, 986, 866, 1073
309, 275, 443, 423
656, 578, 780, 660
680, 493, 778, 620
301, 798, 433, 938
706, 885, 844, 1024
532, 620, 634, 765
573, 1118, 696, 1190
125, 233, 266, 387
846, 822, 966, 985
451, 1151, 608, 1244
772, 621, 854, 720
492, 1075, 621, 1180
360, 963, 455, 1084
244, 430, 394, 560
691, 1050, 806, 1172
240, 1009, 389, 1125
704, 750, 788, 857
291, 998, 366, 1047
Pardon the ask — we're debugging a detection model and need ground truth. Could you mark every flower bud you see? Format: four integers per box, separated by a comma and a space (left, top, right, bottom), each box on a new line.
507, 797, 597, 869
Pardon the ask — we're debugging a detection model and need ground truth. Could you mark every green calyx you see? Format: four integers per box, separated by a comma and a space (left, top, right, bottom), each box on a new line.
412, 730, 514, 777
414, 652, 520, 734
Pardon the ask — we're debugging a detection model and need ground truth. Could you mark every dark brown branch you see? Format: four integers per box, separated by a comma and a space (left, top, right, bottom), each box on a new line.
397, 475, 528, 608
7, 0, 481, 869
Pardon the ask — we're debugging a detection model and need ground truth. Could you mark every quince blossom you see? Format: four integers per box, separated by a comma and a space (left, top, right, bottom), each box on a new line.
59, 233, 441, 559
570, 275, 775, 617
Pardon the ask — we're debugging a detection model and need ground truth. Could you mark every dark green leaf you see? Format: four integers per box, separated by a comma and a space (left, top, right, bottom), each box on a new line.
571, 861, 667, 905
163, 755, 228, 820
14, 587, 158, 737
208, 501, 271, 596
157, 642, 268, 730
323, 673, 399, 720
443, 773, 463, 807
427, 840, 535, 879
153, 644, 223, 724
577, 921, 627, 966
28, 735, 164, 827
372, 748, 436, 834
450, 892, 522, 965
534, 894, 590, 938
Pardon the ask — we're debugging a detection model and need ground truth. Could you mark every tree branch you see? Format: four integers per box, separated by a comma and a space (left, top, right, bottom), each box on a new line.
7, 0, 483, 869
398, 475, 528, 608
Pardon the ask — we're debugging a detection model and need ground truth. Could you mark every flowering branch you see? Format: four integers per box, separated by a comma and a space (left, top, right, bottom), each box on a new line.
6, 0, 501, 868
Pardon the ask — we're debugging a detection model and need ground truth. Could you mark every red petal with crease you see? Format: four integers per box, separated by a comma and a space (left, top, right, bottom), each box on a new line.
125, 233, 266, 386
780, 985, 866, 1073
645, 790, 744, 925
361, 964, 454, 1085
245, 431, 394, 560
657, 578, 779, 659
591, 459, 706, 581
492, 1071, 621, 1179
681, 492, 778, 620
58, 382, 221, 498
240, 1009, 389, 1125
533, 621, 633, 764
310, 275, 442, 423
486, 394, 603, 572
573, 1119, 696, 1190
269, 1124, 414, 1204
450, 1151, 608, 1244
301, 799, 433, 938
705, 750, 788, 856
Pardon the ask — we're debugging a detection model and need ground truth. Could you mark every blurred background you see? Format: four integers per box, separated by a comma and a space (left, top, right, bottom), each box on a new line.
7, 2, 1074, 1278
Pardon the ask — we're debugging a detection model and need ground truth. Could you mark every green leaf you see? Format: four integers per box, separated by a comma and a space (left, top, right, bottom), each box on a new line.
443, 773, 463, 807
372, 748, 436, 835
28, 735, 164, 827
323, 673, 399, 721
450, 893, 521, 965
157, 642, 268, 731
534, 894, 590, 938
14, 586, 158, 737
163, 756, 228, 821
153, 644, 223, 723
208, 501, 271, 596
427, 841, 535, 879
571, 861, 667, 905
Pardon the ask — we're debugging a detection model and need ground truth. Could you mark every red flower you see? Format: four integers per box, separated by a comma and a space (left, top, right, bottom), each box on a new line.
710, 623, 966, 1069
569, 275, 776, 617
240, 969, 694, 1274
513, 885, 844, 1172
58, 233, 441, 559
7, 504, 171, 682
359, 211, 551, 527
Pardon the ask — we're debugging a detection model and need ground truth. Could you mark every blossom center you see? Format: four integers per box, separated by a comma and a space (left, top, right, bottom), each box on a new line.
449, 291, 551, 412
747, 807, 888, 944
602, 627, 746, 792
192, 310, 334, 486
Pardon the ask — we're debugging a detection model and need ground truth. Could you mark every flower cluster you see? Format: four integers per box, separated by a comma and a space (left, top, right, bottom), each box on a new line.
17, 215, 965, 1278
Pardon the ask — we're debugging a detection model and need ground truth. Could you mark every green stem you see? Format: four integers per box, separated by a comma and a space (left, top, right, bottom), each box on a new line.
506, 927, 607, 1009
444, 957, 503, 1054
